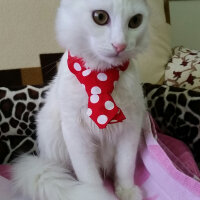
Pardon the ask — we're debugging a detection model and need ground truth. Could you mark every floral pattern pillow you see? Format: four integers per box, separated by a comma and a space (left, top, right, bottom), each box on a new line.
165, 46, 200, 91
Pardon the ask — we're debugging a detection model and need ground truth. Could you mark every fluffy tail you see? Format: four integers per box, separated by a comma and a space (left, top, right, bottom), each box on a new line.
12, 156, 116, 200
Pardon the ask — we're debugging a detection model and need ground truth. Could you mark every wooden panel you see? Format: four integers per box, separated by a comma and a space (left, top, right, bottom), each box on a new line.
0, 67, 44, 87
21, 67, 43, 86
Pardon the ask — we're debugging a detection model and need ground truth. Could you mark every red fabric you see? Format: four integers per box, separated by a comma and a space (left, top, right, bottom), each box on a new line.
67, 52, 129, 129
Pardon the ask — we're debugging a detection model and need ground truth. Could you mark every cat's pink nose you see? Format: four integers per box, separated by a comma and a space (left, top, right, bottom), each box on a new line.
112, 43, 127, 53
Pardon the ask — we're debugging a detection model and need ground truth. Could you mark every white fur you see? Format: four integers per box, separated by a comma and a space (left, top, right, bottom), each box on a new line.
12, 0, 149, 200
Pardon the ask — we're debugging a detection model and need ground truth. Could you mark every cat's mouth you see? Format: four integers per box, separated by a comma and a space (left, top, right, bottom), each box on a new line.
109, 52, 122, 57
94, 48, 129, 67
107, 54, 119, 58
103, 51, 124, 59
99, 53, 129, 67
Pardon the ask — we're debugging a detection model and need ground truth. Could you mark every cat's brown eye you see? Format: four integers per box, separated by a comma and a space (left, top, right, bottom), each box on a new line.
129, 14, 143, 29
92, 10, 109, 26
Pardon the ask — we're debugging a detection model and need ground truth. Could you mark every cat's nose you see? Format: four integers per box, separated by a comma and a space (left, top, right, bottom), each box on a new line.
112, 43, 127, 53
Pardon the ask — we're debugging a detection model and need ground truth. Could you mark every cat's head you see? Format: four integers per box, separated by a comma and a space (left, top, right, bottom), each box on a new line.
56, 0, 149, 70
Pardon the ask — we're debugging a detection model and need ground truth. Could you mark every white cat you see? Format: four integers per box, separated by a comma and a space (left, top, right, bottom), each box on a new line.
12, 0, 149, 200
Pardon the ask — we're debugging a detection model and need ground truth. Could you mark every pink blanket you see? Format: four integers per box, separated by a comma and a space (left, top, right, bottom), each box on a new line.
134, 115, 200, 200
1, 114, 200, 200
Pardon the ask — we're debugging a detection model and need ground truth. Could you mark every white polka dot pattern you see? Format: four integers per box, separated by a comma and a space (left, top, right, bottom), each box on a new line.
97, 115, 108, 125
105, 101, 114, 110
74, 63, 81, 71
67, 52, 128, 129
97, 73, 107, 81
110, 119, 118, 123
91, 86, 101, 95
82, 69, 91, 77
86, 108, 92, 117
90, 95, 99, 104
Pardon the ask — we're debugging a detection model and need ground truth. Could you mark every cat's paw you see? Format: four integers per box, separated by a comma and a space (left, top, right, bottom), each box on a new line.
115, 185, 142, 200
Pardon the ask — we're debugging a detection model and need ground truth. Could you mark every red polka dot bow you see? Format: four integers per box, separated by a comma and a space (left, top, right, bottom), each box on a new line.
67, 52, 129, 129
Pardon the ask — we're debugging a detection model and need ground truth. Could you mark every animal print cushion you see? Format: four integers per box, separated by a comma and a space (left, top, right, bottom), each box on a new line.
0, 85, 49, 163
165, 46, 200, 91
143, 83, 200, 168
1, 84, 200, 169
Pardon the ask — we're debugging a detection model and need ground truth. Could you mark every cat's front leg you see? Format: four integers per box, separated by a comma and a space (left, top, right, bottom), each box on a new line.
115, 127, 142, 200
62, 122, 117, 200
62, 122, 102, 185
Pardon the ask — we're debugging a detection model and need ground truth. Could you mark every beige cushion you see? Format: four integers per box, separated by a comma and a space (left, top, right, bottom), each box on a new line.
165, 46, 200, 91
135, 0, 172, 84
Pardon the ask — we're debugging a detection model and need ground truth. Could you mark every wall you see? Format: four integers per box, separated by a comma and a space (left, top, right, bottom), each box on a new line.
0, 0, 63, 70
170, 0, 200, 50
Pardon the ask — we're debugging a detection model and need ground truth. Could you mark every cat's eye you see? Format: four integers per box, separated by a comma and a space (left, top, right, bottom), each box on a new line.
129, 14, 143, 29
92, 10, 109, 26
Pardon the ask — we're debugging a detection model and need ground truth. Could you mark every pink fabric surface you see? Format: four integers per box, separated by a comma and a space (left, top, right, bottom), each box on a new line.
135, 114, 200, 199
0, 165, 11, 180
0, 113, 200, 200
158, 133, 200, 179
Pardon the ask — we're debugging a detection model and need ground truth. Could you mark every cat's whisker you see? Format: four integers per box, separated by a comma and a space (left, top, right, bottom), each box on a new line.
41, 59, 61, 70
43, 63, 58, 76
